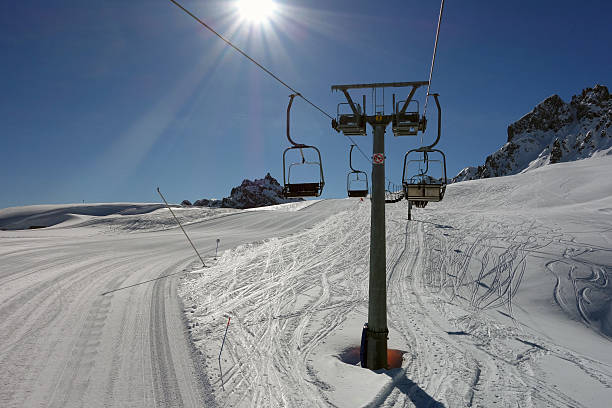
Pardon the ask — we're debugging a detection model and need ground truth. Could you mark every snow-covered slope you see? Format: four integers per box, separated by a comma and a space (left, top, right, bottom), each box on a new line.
454, 85, 612, 182
0, 202, 245, 232
0, 199, 354, 408
0, 203, 164, 230
1, 156, 611, 407
181, 155, 612, 407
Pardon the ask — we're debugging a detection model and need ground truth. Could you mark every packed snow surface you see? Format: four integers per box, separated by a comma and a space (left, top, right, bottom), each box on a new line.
1, 156, 611, 407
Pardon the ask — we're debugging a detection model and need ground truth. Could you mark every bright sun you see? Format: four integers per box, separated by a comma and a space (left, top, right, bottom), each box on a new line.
236, 0, 277, 23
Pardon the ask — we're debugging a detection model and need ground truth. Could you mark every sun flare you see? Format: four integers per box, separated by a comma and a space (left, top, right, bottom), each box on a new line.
236, 0, 277, 23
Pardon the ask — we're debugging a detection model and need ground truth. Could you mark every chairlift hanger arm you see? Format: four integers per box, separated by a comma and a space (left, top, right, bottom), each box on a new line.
349, 144, 357, 172
440, 149, 448, 184
287, 94, 307, 147
418, 93, 441, 150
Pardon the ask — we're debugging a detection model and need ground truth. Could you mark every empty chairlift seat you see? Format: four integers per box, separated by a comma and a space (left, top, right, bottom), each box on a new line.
334, 103, 367, 136
392, 100, 425, 137
282, 94, 325, 199
392, 112, 422, 136
402, 149, 448, 204
348, 187, 368, 198
283, 181, 323, 198
346, 145, 369, 197
282, 145, 325, 198
403, 180, 445, 202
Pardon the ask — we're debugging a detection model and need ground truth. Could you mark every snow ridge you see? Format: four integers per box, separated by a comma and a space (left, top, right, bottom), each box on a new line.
454, 85, 612, 182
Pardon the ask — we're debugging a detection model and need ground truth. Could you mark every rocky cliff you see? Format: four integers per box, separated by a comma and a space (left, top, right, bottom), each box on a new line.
453, 85, 612, 182
188, 173, 303, 209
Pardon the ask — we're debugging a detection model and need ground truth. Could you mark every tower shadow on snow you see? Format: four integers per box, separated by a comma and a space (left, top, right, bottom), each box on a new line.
411, 219, 455, 230
338, 346, 445, 407
383, 371, 446, 408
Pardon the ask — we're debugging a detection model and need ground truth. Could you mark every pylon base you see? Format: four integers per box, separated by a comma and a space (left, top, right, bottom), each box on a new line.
365, 328, 388, 370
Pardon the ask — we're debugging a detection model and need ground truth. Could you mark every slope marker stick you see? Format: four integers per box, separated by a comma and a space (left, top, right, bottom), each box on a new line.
218, 317, 231, 390
156, 187, 206, 267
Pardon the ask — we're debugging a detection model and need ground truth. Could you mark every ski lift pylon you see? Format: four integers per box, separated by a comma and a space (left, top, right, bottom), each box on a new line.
282, 94, 325, 198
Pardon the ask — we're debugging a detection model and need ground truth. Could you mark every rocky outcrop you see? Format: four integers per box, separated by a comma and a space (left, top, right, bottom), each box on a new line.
190, 173, 303, 209
506, 94, 573, 142
453, 85, 612, 183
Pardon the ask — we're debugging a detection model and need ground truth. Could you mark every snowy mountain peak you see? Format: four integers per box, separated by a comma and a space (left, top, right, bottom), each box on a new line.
572, 84, 610, 107
237, 172, 278, 191
454, 85, 612, 182
507, 94, 572, 142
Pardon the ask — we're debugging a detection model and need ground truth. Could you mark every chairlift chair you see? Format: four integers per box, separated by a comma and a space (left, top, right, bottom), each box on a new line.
402, 148, 447, 207
282, 94, 325, 198
346, 144, 368, 197
401, 92, 446, 207
283, 148, 325, 197
333, 102, 367, 136
392, 93, 427, 137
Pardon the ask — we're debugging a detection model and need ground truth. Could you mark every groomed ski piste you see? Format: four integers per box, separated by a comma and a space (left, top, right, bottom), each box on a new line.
1, 155, 611, 407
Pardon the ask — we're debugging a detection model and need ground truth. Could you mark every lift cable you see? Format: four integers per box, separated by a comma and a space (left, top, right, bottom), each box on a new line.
422, 0, 445, 120
168, 0, 399, 187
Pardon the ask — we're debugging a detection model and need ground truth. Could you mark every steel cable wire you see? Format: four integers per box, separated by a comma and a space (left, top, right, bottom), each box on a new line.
423, 0, 445, 119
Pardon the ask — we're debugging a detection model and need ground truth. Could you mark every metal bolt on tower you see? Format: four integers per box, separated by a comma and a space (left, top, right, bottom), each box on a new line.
331, 81, 428, 370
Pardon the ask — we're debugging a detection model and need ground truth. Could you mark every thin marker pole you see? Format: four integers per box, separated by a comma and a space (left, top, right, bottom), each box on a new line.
219, 317, 231, 390
156, 187, 206, 267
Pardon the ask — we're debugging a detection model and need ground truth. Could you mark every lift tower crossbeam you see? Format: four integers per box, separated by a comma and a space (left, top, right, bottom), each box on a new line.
331, 81, 428, 370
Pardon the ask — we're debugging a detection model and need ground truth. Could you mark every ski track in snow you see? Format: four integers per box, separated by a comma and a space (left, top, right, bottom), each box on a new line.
181, 201, 370, 407
0, 200, 353, 407
180, 189, 612, 407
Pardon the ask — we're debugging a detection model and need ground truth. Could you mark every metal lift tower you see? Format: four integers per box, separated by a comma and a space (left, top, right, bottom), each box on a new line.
331, 81, 428, 369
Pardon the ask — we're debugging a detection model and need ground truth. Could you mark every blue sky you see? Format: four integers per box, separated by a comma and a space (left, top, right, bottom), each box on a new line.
1, 0, 611, 208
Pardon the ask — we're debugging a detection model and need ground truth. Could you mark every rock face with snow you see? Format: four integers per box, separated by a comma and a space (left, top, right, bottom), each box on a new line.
453, 85, 612, 182
191, 173, 303, 209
